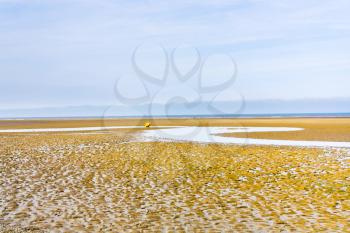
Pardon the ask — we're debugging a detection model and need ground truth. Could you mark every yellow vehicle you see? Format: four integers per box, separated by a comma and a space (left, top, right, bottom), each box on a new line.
144, 122, 151, 128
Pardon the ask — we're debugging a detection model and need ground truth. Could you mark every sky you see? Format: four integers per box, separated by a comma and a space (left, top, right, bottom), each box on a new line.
0, 0, 349, 112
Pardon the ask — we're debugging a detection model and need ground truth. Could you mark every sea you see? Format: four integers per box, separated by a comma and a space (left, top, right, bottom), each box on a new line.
1, 112, 350, 120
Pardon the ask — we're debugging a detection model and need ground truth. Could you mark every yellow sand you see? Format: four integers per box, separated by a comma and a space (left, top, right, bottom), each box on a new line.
0, 118, 349, 232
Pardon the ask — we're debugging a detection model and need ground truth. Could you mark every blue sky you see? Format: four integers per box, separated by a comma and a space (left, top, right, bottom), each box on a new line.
0, 0, 349, 110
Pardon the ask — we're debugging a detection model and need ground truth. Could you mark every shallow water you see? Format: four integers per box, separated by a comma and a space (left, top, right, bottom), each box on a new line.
1, 126, 350, 148
140, 126, 350, 148
0, 126, 146, 133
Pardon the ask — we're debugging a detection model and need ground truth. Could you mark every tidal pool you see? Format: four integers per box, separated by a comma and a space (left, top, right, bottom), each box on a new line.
140, 126, 350, 148
2, 126, 350, 148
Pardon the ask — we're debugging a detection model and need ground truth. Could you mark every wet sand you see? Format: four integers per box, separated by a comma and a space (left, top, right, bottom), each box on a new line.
0, 118, 349, 232
1, 117, 350, 141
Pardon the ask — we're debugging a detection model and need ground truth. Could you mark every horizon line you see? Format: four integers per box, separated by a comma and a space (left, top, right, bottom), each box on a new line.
1, 112, 350, 121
